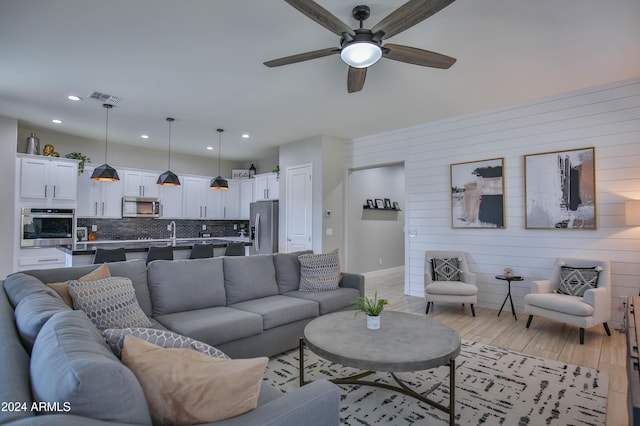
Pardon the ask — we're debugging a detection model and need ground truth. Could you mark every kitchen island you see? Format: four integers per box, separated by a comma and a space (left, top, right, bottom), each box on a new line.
58, 237, 251, 266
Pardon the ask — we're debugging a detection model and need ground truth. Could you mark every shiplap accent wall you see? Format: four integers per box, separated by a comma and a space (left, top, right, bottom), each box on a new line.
345, 78, 640, 328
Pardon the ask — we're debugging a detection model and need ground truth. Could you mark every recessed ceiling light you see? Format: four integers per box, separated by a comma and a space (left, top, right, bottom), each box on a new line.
67, 95, 81, 101
241, 133, 250, 139
141, 134, 149, 139
206, 146, 214, 150
52, 119, 62, 124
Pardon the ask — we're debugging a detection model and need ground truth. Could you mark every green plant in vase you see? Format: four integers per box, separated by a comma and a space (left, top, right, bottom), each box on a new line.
354, 291, 388, 330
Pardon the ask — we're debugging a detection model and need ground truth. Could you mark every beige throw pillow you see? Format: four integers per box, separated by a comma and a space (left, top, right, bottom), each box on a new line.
298, 248, 342, 292
47, 263, 111, 307
121, 336, 267, 425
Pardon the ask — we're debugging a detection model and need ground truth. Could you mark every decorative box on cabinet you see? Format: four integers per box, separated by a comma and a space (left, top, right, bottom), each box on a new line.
18, 154, 78, 203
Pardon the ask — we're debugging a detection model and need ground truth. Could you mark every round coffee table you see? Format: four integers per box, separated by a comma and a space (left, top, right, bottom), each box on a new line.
300, 310, 460, 425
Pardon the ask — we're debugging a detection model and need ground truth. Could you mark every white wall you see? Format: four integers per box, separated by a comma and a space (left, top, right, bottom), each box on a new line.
347, 164, 405, 273
346, 78, 640, 328
0, 117, 17, 280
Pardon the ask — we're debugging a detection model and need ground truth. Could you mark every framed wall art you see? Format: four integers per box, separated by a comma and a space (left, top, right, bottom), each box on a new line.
524, 147, 596, 229
450, 157, 505, 228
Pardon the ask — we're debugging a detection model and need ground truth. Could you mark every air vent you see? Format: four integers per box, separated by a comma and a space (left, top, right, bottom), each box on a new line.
87, 91, 122, 105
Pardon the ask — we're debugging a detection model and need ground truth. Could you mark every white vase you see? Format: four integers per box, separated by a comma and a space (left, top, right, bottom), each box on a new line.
367, 315, 380, 330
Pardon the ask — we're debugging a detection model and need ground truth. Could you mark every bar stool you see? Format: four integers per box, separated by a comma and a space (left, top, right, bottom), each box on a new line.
93, 248, 126, 264
189, 243, 214, 259
224, 242, 245, 256
146, 246, 174, 265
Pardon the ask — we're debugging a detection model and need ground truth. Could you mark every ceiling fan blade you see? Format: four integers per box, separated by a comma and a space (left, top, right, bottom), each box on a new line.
347, 67, 367, 93
372, 0, 455, 39
383, 44, 456, 68
264, 47, 340, 67
285, 0, 355, 37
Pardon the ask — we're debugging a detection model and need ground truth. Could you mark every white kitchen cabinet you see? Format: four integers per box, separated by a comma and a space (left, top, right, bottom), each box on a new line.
160, 184, 183, 218
122, 169, 160, 198
76, 165, 123, 218
221, 180, 240, 219
18, 155, 78, 202
239, 179, 254, 219
18, 248, 67, 271
182, 176, 222, 218
254, 173, 279, 201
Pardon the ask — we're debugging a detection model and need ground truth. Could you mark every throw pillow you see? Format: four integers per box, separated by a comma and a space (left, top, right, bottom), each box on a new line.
47, 263, 111, 308
68, 276, 153, 330
431, 258, 462, 281
298, 249, 342, 292
103, 328, 229, 359
557, 266, 601, 296
121, 336, 268, 425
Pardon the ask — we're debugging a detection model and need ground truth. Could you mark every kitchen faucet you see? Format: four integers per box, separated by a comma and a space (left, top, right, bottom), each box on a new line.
168, 221, 177, 247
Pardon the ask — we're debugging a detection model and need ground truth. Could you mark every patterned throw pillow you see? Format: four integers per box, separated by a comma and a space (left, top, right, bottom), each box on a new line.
557, 266, 601, 296
298, 249, 342, 292
103, 327, 229, 359
431, 258, 462, 281
47, 263, 111, 308
68, 277, 153, 330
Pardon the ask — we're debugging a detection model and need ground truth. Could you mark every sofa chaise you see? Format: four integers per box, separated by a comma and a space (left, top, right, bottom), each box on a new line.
1, 251, 364, 425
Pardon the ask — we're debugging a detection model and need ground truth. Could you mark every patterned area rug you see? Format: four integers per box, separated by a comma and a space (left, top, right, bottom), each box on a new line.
265, 339, 608, 425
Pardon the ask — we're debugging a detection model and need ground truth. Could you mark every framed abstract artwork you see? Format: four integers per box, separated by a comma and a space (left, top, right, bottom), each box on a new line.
450, 157, 505, 228
524, 147, 596, 229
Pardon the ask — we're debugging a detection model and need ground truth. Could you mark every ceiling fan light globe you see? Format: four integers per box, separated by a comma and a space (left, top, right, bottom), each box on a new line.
340, 42, 382, 68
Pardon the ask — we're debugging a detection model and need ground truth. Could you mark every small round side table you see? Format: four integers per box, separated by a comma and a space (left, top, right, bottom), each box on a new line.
496, 275, 523, 320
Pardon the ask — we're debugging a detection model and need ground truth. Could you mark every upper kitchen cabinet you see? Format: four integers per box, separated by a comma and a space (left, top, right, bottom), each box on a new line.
160, 184, 183, 218
122, 169, 160, 198
254, 173, 279, 201
239, 179, 254, 219
221, 180, 240, 219
181, 176, 222, 219
76, 165, 123, 218
18, 154, 78, 203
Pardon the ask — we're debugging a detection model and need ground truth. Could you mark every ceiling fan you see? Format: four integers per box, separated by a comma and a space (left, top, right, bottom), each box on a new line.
264, 0, 457, 93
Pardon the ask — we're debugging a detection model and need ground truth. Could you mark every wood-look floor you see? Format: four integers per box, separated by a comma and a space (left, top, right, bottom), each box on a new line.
364, 268, 628, 426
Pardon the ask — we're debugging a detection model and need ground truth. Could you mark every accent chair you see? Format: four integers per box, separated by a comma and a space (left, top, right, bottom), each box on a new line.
424, 250, 478, 316
524, 257, 611, 344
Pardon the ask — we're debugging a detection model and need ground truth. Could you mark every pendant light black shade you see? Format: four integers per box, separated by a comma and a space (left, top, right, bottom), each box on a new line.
158, 117, 181, 186
210, 128, 228, 190
91, 104, 120, 182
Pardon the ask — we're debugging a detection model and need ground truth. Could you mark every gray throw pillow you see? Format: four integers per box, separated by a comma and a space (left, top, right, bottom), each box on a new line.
557, 266, 601, 296
431, 258, 462, 281
298, 249, 341, 292
103, 328, 229, 359
68, 277, 153, 330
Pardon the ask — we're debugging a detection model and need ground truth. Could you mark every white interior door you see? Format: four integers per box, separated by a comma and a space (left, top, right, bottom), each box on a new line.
286, 164, 312, 252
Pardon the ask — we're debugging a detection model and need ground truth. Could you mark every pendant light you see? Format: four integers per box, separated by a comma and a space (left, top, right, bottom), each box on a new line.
157, 117, 181, 186
91, 104, 120, 182
210, 128, 228, 190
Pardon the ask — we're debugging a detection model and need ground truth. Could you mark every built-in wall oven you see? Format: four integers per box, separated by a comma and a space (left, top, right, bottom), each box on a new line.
21, 207, 74, 247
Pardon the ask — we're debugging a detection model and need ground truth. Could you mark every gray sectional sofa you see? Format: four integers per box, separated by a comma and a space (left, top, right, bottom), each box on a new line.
0, 252, 364, 426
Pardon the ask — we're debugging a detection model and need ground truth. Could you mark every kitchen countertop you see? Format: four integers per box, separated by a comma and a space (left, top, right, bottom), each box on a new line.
59, 237, 251, 255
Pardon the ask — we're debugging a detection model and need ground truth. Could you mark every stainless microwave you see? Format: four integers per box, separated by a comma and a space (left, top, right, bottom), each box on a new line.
122, 196, 160, 218
21, 207, 74, 247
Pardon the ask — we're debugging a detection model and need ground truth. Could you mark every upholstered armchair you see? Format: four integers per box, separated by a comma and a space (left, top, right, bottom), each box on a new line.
424, 251, 478, 316
524, 257, 611, 344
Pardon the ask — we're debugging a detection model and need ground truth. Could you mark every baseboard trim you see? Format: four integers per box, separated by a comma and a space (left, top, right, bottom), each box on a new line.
362, 266, 404, 279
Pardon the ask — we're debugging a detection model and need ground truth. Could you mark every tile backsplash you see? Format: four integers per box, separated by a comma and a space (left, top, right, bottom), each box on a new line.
77, 218, 249, 241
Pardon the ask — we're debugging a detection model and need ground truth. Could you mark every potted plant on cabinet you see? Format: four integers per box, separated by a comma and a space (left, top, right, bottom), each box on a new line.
354, 291, 388, 330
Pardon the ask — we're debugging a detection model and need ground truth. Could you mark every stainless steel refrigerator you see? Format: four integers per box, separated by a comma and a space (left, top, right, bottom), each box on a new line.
249, 200, 278, 255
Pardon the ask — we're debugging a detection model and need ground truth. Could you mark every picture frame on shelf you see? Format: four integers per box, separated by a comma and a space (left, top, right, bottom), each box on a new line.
366, 199, 375, 208
76, 227, 88, 242
231, 169, 250, 179
450, 157, 505, 229
393, 202, 400, 210
524, 147, 596, 229
375, 199, 385, 209
384, 198, 392, 209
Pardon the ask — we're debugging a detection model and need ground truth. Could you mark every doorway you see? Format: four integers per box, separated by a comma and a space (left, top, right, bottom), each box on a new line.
285, 163, 313, 252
